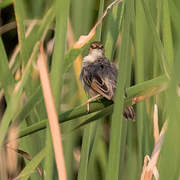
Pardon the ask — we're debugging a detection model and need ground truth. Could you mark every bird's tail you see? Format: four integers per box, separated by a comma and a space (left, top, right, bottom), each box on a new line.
123, 106, 135, 121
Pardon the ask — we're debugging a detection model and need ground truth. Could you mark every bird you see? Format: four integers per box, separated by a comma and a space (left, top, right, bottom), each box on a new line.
80, 41, 135, 120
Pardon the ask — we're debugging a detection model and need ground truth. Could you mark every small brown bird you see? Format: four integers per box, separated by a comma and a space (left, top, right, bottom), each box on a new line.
80, 41, 135, 120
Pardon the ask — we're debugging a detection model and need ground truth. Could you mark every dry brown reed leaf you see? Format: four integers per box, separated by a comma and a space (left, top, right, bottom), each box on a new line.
37, 43, 67, 180
140, 104, 167, 180
9, 20, 38, 69
153, 104, 159, 145
0, 125, 18, 179
176, 87, 180, 97
141, 155, 151, 180
132, 83, 168, 105
0, 147, 8, 179
73, 148, 81, 171
6, 125, 18, 175
0, 20, 40, 36
73, 0, 123, 49
46, 38, 55, 56
13, 41, 40, 94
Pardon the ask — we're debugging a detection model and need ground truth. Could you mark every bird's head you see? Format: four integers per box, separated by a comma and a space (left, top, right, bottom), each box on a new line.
89, 41, 105, 58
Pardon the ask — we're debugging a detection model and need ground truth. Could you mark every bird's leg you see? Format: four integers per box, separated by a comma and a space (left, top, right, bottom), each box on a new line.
84, 94, 101, 113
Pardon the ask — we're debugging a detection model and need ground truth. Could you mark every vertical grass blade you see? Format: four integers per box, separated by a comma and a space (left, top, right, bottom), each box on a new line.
96, 0, 104, 40
105, 0, 132, 179
77, 121, 95, 180
77, 1, 105, 179
162, 0, 174, 70
13, 0, 27, 62
50, 0, 70, 108
158, 58, 180, 179
0, 37, 15, 102
141, 0, 170, 77
135, 0, 146, 167
103, 1, 123, 60
0, 43, 38, 149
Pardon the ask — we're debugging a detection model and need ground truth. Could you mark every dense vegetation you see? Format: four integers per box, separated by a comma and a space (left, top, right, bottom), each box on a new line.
0, 0, 180, 179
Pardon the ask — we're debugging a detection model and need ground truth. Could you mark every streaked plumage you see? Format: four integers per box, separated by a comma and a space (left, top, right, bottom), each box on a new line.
80, 41, 135, 120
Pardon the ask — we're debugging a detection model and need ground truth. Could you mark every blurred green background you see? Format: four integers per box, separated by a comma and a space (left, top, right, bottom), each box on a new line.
0, 0, 180, 179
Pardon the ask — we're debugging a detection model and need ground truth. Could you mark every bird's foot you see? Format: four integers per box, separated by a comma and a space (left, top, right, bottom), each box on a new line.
83, 94, 101, 113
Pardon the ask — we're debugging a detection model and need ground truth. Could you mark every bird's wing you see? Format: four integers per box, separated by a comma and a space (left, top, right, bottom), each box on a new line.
90, 74, 113, 100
